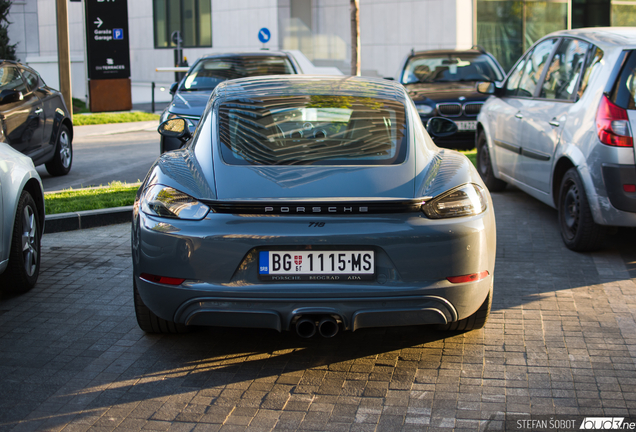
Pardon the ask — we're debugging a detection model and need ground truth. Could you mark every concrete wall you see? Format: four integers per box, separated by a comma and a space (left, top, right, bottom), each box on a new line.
13, 1, 88, 104
6, 0, 39, 62
304, 0, 473, 78
358, 0, 474, 78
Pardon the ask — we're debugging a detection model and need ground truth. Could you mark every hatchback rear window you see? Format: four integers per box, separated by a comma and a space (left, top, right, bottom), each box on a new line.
610, 50, 636, 110
181, 56, 295, 91
218, 95, 407, 165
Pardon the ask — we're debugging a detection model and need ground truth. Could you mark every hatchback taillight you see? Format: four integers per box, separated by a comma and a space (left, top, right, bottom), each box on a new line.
596, 94, 633, 147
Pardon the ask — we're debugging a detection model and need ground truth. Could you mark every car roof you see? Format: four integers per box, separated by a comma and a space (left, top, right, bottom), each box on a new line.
410, 49, 486, 57
196, 51, 291, 61
546, 27, 636, 49
215, 75, 407, 102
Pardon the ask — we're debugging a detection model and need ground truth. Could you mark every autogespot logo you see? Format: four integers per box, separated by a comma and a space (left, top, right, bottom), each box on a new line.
580, 418, 636, 429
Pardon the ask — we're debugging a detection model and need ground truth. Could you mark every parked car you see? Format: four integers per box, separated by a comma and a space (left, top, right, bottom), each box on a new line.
397, 48, 505, 149
0, 60, 73, 176
0, 142, 45, 293
132, 75, 496, 337
476, 27, 636, 251
159, 51, 303, 153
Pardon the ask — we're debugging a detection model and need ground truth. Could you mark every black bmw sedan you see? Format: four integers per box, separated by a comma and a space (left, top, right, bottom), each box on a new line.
159, 51, 301, 153
0, 60, 73, 176
398, 48, 504, 149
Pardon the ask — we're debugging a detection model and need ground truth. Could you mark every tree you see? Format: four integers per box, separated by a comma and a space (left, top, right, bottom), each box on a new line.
350, 0, 360, 76
0, 0, 17, 61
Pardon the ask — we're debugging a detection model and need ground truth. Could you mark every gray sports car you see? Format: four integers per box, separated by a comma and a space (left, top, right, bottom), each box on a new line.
132, 76, 496, 337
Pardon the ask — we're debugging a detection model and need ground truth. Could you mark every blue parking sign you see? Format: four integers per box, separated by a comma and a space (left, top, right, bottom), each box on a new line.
113, 28, 124, 40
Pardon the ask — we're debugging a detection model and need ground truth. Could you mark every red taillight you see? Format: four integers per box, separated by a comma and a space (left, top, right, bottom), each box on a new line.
140, 273, 186, 285
446, 271, 489, 284
596, 95, 633, 147
625, 184, 636, 193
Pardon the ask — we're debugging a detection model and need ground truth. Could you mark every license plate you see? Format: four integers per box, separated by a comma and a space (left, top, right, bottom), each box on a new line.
258, 250, 375, 281
456, 120, 476, 131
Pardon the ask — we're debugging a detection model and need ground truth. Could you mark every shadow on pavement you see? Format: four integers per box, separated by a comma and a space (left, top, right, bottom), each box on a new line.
490, 187, 636, 312
2, 323, 482, 429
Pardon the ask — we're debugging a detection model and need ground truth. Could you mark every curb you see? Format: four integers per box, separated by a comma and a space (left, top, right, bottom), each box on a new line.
45, 206, 133, 234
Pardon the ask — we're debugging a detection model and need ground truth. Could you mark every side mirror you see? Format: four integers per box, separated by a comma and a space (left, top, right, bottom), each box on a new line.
0, 89, 23, 105
169, 82, 179, 95
476, 81, 495, 95
158, 117, 192, 143
426, 117, 458, 138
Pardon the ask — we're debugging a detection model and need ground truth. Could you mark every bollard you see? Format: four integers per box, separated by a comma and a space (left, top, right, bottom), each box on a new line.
151, 81, 155, 113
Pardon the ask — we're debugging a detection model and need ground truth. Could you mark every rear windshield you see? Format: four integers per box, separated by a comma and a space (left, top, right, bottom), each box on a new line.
218, 95, 408, 165
401, 53, 503, 84
611, 50, 636, 110
180, 56, 295, 91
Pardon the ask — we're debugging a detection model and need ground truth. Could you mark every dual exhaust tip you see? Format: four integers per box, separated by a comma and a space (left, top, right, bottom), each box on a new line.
295, 316, 340, 338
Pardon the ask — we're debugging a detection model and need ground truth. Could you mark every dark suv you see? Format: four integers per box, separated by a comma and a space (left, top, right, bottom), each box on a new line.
398, 48, 504, 149
0, 61, 73, 176
159, 51, 302, 153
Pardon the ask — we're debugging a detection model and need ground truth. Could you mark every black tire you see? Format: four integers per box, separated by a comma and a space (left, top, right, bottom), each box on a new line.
438, 286, 492, 332
476, 132, 506, 192
0, 191, 41, 293
45, 125, 72, 176
134, 279, 189, 334
558, 168, 606, 251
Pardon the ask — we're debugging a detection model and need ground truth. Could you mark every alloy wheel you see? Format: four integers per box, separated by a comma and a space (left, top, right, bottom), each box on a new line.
21, 204, 38, 277
59, 131, 71, 169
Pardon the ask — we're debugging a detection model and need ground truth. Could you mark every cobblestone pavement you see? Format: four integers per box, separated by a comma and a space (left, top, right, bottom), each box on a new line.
1, 188, 635, 432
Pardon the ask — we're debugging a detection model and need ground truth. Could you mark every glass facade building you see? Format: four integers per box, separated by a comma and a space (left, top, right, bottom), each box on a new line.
476, 0, 636, 72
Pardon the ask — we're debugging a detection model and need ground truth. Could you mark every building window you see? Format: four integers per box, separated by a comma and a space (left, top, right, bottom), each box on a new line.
476, 0, 568, 72
153, 0, 212, 48
612, 0, 636, 25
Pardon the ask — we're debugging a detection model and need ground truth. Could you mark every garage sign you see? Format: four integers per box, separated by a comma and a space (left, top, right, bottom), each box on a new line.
84, 0, 131, 80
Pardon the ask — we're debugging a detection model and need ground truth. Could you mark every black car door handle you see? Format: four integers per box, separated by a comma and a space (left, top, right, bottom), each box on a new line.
35, 108, 43, 115
549, 119, 560, 127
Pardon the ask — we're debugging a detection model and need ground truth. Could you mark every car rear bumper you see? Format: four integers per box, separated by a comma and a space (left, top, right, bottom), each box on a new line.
602, 164, 636, 213
135, 277, 492, 331
132, 207, 496, 331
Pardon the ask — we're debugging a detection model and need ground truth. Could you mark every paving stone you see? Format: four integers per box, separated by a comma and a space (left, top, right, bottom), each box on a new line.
0, 189, 635, 430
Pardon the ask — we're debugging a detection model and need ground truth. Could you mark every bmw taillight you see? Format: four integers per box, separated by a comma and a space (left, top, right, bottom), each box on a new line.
596, 94, 633, 147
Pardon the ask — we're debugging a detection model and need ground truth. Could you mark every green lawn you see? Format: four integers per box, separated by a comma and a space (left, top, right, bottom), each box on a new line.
45, 182, 140, 215
73, 112, 160, 126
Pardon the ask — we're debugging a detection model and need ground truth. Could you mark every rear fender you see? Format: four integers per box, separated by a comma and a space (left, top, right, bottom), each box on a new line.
415, 149, 484, 199
555, 144, 604, 223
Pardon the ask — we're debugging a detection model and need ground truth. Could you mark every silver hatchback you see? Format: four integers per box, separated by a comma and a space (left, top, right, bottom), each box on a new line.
477, 27, 636, 251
